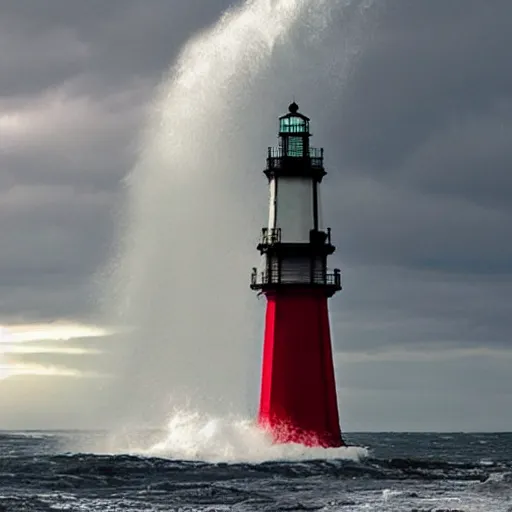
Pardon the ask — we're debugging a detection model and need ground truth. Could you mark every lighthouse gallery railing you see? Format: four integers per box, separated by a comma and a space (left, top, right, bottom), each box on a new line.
266, 147, 324, 170
260, 227, 333, 246
251, 268, 341, 288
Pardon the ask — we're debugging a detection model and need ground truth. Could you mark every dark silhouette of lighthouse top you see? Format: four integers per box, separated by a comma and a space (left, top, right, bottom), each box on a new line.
251, 102, 342, 297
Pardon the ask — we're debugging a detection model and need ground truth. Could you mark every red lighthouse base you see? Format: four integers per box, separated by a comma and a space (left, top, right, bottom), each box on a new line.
258, 290, 344, 448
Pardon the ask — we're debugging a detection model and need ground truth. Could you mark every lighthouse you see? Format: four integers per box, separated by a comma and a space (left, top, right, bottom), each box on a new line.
250, 102, 344, 448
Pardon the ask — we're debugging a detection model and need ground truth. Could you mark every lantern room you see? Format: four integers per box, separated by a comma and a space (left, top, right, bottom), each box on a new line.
278, 102, 311, 157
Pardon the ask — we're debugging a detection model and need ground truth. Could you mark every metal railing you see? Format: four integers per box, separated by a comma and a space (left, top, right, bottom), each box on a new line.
268, 147, 323, 158
326, 228, 332, 245
266, 147, 324, 171
326, 269, 342, 287
260, 227, 281, 245
251, 268, 341, 288
258, 228, 333, 247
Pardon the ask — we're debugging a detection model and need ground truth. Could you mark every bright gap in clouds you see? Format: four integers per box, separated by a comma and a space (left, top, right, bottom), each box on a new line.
0, 322, 111, 380
0, 363, 101, 379
0, 322, 109, 343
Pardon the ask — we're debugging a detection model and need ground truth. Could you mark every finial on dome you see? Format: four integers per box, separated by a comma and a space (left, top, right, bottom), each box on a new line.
288, 101, 299, 114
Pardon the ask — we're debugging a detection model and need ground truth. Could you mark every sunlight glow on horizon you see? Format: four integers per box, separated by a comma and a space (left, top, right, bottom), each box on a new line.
1, 345, 101, 355
0, 323, 111, 343
0, 322, 111, 381
0, 363, 106, 380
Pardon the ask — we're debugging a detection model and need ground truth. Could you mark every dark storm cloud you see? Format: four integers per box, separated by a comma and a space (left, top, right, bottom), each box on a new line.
310, 0, 512, 357
0, 0, 233, 96
0, 1, 511, 345
331, 265, 511, 353
334, 0, 512, 172
325, 0, 512, 262
0, 0, 233, 321
326, 176, 512, 272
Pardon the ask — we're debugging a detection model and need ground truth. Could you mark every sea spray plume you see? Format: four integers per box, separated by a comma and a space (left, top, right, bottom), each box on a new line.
97, 0, 375, 459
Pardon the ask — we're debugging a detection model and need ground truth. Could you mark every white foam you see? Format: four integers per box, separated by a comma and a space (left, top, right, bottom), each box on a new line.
103, 409, 368, 464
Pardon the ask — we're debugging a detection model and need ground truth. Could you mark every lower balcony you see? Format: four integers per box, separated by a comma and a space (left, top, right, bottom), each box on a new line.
250, 268, 341, 296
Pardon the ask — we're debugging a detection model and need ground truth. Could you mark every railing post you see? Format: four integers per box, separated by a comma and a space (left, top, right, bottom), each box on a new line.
334, 268, 340, 288
262, 227, 268, 244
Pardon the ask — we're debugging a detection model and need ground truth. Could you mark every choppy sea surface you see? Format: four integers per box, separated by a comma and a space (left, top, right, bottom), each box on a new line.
0, 430, 511, 511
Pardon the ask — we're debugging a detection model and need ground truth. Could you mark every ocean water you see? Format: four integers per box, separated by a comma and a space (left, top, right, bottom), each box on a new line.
1, 430, 511, 511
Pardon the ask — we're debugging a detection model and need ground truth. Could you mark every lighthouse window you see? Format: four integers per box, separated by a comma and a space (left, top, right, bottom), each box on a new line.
280, 116, 308, 134
287, 136, 304, 157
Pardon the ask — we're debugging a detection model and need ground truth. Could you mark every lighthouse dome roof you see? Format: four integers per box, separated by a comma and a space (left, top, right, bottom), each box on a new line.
288, 101, 299, 114
279, 102, 310, 122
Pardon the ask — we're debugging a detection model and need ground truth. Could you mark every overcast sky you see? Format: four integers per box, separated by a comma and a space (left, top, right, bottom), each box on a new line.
0, 0, 511, 432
